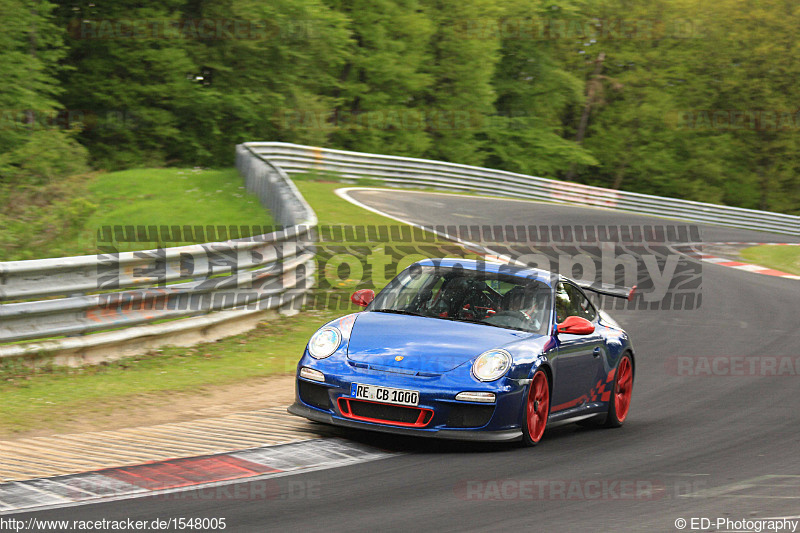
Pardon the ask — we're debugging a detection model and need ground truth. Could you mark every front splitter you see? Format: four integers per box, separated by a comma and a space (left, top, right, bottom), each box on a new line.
288, 402, 523, 442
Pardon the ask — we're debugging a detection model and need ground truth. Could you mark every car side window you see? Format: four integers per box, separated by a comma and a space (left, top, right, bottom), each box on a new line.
556, 282, 597, 323
555, 282, 573, 324
569, 284, 597, 322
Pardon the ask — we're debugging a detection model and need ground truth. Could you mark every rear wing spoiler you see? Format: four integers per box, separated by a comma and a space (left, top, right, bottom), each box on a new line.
576, 282, 637, 301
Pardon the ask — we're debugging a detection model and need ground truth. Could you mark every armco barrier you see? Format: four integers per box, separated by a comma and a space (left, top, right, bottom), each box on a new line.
0, 145, 317, 363
1, 142, 797, 363
245, 142, 798, 237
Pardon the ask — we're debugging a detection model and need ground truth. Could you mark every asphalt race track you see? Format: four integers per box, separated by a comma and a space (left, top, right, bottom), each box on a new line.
13, 191, 800, 532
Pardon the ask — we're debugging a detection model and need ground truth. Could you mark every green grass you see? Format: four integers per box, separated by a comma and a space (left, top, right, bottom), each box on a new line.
0, 171, 480, 436
291, 170, 551, 207
295, 179, 402, 226
740, 245, 800, 275
79, 167, 273, 254
0, 167, 272, 260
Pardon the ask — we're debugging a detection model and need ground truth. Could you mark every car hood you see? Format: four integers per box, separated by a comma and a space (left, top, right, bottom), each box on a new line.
346, 311, 528, 374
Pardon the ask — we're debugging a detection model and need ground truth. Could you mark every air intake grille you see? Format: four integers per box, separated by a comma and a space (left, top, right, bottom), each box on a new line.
337, 398, 433, 428
299, 381, 331, 411
446, 404, 495, 428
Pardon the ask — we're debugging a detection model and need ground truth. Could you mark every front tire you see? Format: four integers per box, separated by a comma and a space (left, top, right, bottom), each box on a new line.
604, 353, 634, 428
522, 369, 550, 446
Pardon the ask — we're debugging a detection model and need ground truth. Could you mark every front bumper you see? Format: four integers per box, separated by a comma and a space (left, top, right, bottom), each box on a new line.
289, 349, 530, 442
288, 401, 522, 442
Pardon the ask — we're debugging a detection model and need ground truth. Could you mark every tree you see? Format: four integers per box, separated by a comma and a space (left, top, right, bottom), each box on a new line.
181, 0, 351, 163
420, 0, 500, 165
325, 0, 434, 157
53, 0, 203, 168
481, 0, 597, 176
0, 0, 88, 185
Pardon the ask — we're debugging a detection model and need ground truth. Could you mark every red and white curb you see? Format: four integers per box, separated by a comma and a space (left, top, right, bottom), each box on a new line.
0, 439, 395, 515
676, 243, 800, 280
700, 242, 800, 246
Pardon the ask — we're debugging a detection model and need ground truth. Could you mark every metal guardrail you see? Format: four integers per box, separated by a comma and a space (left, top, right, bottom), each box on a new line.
0, 145, 317, 359
245, 142, 799, 237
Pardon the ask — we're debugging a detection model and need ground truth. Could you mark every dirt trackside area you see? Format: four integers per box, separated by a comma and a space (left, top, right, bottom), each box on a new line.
0, 374, 297, 441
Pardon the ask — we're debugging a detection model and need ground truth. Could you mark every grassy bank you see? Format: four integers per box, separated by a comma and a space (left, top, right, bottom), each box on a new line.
740, 245, 800, 275
0, 167, 272, 261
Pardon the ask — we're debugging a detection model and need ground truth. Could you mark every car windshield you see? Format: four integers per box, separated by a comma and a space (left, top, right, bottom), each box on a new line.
368, 265, 552, 335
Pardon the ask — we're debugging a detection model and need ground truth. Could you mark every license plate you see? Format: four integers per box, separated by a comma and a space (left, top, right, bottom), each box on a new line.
350, 383, 419, 406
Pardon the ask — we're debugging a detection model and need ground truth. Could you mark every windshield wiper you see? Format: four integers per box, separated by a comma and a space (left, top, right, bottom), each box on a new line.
371, 309, 424, 317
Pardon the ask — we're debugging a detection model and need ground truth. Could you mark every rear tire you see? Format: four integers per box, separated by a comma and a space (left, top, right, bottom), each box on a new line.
604, 353, 634, 428
521, 369, 550, 446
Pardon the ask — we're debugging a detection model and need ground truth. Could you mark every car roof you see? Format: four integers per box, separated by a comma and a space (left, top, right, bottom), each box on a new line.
413, 258, 556, 286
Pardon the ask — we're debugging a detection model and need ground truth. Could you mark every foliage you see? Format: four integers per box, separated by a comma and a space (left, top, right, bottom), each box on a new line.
0, 171, 97, 261
0, 0, 89, 186
1, 0, 798, 214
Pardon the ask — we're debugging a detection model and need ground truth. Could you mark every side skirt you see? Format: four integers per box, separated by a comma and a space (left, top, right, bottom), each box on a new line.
548, 402, 607, 424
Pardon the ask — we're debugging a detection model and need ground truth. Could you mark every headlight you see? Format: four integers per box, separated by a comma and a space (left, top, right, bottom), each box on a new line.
472, 349, 511, 382
308, 327, 341, 359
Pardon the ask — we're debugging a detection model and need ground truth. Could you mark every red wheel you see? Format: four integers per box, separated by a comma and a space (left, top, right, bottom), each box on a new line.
605, 353, 634, 427
522, 369, 550, 446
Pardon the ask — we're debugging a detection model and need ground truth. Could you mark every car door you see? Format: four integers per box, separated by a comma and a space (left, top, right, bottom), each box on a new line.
550, 281, 605, 412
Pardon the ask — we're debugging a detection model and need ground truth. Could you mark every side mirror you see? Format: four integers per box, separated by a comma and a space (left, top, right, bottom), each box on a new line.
556, 316, 595, 335
351, 289, 375, 307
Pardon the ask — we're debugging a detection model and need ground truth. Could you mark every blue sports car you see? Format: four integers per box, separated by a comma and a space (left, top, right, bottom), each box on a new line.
288, 258, 635, 445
